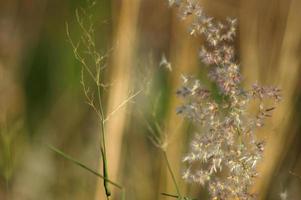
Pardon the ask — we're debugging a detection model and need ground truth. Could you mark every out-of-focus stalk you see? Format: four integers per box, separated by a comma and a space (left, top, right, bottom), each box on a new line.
161, 9, 199, 200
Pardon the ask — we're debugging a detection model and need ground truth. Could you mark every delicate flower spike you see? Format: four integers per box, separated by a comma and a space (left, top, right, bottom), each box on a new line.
167, 1, 281, 199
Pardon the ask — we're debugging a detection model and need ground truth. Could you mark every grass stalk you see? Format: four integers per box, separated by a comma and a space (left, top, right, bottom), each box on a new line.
97, 81, 111, 197
163, 151, 182, 199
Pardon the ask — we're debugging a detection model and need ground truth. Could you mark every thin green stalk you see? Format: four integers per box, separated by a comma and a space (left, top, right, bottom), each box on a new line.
48, 145, 122, 189
97, 83, 111, 197
163, 151, 182, 199
101, 145, 111, 197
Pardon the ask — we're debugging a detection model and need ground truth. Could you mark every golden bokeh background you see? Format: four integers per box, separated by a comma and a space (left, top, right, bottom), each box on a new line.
0, 0, 300, 199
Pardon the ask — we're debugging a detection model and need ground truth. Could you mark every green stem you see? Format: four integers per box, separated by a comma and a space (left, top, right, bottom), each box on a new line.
97, 85, 111, 197
163, 151, 181, 198
101, 146, 111, 197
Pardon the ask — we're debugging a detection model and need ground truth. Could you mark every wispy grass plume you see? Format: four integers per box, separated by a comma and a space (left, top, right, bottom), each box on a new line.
166, 0, 281, 199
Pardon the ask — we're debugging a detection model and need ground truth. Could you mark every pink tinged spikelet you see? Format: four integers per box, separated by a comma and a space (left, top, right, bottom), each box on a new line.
168, 0, 281, 199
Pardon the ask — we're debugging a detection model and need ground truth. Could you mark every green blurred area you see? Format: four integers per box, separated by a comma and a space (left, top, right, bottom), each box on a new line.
0, 0, 301, 200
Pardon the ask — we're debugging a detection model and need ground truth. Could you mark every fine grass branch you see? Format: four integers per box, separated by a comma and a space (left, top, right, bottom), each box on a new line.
66, 5, 140, 198
66, 11, 112, 196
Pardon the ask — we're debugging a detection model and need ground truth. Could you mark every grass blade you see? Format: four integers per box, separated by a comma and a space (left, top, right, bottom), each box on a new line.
48, 144, 122, 189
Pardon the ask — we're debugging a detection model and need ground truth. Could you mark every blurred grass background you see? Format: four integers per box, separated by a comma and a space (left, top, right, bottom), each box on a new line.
0, 0, 301, 199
